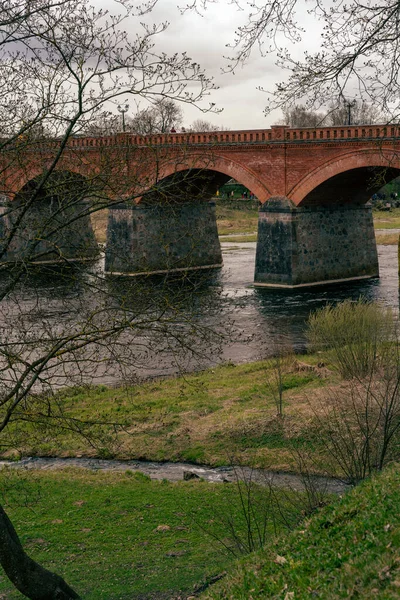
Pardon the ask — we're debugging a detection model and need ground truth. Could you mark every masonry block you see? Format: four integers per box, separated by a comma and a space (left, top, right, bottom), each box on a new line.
104, 201, 223, 275
254, 197, 379, 287
0, 197, 99, 264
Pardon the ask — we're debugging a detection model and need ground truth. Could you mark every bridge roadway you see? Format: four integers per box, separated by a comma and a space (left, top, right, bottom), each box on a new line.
1, 124, 399, 287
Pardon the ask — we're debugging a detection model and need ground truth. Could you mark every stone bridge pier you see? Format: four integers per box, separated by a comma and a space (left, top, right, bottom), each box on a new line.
0, 195, 99, 265
254, 197, 379, 287
104, 196, 379, 287
104, 201, 222, 276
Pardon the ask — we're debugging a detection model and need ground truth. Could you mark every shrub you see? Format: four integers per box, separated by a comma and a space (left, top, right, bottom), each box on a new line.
307, 299, 400, 482
307, 299, 395, 379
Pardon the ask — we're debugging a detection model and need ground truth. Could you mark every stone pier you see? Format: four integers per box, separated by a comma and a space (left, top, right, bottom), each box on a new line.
104, 201, 222, 276
254, 197, 379, 288
0, 196, 99, 264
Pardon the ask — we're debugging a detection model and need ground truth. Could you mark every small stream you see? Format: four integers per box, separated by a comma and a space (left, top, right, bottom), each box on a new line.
0, 456, 351, 494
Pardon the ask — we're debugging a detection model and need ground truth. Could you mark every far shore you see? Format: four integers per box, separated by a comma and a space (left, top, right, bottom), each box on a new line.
90, 204, 400, 244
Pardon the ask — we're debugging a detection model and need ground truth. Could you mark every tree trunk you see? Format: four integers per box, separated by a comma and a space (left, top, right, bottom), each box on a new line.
0, 503, 81, 600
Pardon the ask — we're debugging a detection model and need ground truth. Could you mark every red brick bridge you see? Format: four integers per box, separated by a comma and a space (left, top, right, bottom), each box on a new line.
1, 124, 399, 287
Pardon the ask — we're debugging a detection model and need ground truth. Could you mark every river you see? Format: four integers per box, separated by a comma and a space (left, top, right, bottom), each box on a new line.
219, 241, 398, 362
0, 241, 397, 387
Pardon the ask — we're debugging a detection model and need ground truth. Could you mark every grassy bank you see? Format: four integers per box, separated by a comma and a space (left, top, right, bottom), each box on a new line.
1, 463, 398, 599
219, 234, 258, 243
373, 207, 400, 229
3, 358, 335, 472
203, 463, 400, 599
0, 468, 305, 599
215, 203, 258, 236
2, 299, 399, 599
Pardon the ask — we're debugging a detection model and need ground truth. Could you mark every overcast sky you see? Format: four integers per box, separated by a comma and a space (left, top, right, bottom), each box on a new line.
115, 0, 323, 131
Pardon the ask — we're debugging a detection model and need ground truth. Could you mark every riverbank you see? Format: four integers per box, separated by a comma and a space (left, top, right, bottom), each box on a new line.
0, 454, 397, 599
0, 468, 294, 599
3, 355, 343, 475
0, 456, 349, 494
2, 353, 399, 598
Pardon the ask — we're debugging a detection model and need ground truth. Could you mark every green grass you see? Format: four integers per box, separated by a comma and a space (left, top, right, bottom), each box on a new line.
3, 358, 329, 472
203, 463, 400, 599
215, 204, 258, 236
220, 234, 258, 243
0, 468, 305, 599
373, 207, 400, 229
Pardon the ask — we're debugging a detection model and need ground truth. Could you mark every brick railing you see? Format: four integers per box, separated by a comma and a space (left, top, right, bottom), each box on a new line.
282, 124, 400, 142
16, 124, 400, 150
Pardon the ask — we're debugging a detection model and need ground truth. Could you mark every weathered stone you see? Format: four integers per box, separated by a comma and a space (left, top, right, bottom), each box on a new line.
4, 126, 400, 281
183, 470, 201, 481
0, 196, 98, 264
255, 201, 379, 287
105, 201, 222, 276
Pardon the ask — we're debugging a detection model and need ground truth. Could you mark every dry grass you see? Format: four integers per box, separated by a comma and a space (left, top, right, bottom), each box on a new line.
375, 231, 399, 244
7, 355, 395, 479
5, 359, 342, 473
90, 208, 108, 243
216, 217, 258, 236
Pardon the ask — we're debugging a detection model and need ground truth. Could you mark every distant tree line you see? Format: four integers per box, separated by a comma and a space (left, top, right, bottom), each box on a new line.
82, 99, 225, 136
281, 101, 384, 128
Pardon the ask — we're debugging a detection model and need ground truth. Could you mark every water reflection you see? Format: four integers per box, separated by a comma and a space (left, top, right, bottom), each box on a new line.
218, 242, 399, 363
0, 243, 397, 385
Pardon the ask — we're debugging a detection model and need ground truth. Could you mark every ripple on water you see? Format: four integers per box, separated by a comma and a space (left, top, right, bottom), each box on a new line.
0, 243, 397, 385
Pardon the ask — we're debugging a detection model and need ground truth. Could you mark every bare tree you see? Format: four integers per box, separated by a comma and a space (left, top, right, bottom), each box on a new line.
0, 0, 223, 598
130, 98, 184, 134
189, 119, 226, 132
281, 105, 326, 128
265, 346, 295, 417
80, 111, 121, 136
190, 0, 400, 121
307, 300, 400, 483
325, 100, 385, 126
280, 100, 384, 129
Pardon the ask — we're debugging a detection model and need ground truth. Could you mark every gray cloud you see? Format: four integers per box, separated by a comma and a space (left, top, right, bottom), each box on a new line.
100, 0, 322, 129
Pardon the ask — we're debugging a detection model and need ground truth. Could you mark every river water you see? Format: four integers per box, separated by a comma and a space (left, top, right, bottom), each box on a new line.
219, 241, 398, 363
0, 456, 350, 494
0, 241, 397, 387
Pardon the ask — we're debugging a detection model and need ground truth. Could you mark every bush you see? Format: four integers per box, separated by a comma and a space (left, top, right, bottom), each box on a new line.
307, 299, 400, 482
307, 299, 395, 379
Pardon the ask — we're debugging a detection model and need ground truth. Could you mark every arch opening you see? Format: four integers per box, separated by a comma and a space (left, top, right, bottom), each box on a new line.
105, 167, 262, 276
140, 169, 232, 205
14, 170, 91, 208
297, 166, 400, 207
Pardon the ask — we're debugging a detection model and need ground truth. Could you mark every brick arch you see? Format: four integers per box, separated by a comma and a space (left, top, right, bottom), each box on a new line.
5, 160, 97, 201
289, 149, 400, 206
143, 153, 272, 202
3, 166, 46, 201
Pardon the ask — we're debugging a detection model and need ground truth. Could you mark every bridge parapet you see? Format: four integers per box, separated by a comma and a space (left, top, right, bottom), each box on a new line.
64, 124, 400, 149
8, 124, 400, 152
284, 124, 400, 142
